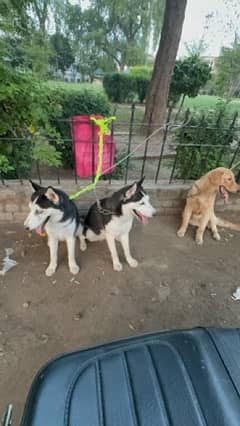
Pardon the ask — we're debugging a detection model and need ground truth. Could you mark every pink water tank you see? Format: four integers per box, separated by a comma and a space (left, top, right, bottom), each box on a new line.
71, 114, 116, 177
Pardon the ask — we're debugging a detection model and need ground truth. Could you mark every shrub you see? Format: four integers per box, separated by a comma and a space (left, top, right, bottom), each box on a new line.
103, 73, 137, 103
135, 76, 150, 103
169, 55, 212, 108
0, 64, 62, 178
174, 104, 238, 180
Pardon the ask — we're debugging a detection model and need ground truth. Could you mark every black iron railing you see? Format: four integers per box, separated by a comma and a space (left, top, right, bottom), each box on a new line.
0, 104, 240, 185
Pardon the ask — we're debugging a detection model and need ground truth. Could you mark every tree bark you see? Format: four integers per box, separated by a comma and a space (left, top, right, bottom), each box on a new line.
143, 0, 187, 131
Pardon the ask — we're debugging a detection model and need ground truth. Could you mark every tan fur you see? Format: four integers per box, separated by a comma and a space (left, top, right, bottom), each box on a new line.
177, 167, 240, 244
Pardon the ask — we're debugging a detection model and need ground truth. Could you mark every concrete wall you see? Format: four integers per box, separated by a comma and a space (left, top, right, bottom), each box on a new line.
1, 179, 240, 224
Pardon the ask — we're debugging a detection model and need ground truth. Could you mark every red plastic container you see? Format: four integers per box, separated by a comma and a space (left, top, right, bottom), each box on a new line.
71, 115, 116, 177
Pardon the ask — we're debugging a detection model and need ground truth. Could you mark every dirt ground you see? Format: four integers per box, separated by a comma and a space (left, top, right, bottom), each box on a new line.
1, 215, 240, 424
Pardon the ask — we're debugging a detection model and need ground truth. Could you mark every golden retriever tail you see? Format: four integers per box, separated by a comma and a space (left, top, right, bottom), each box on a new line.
216, 217, 240, 231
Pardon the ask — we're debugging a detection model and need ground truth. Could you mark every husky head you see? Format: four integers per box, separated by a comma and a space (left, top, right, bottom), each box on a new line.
24, 181, 63, 235
122, 177, 156, 224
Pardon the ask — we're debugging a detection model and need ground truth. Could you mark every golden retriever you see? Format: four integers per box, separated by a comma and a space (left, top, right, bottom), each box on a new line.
177, 167, 240, 244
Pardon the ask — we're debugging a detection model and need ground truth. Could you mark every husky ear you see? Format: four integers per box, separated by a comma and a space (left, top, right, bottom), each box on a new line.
124, 182, 137, 200
45, 187, 59, 204
138, 176, 145, 186
29, 180, 43, 192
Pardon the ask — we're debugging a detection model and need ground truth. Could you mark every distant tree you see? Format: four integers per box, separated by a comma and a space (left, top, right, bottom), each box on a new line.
50, 33, 74, 73
143, 0, 187, 131
215, 39, 240, 98
185, 40, 207, 57
65, 0, 165, 72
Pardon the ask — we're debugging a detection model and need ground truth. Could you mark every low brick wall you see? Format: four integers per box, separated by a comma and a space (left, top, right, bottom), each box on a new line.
0, 179, 240, 223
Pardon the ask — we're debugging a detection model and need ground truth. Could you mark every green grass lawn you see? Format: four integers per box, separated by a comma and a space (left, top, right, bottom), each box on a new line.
183, 95, 240, 115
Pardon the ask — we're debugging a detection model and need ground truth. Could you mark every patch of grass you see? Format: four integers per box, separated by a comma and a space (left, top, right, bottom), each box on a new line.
183, 95, 240, 114
114, 104, 144, 123
45, 80, 104, 93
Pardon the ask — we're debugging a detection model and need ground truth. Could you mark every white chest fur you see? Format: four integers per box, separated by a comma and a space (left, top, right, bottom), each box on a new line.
46, 218, 76, 241
105, 215, 133, 239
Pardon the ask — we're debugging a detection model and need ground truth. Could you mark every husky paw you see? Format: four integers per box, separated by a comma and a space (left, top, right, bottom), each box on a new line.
213, 233, 221, 241
177, 229, 185, 238
45, 266, 56, 277
69, 264, 80, 275
128, 258, 138, 268
196, 238, 203, 245
80, 240, 87, 251
113, 262, 123, 272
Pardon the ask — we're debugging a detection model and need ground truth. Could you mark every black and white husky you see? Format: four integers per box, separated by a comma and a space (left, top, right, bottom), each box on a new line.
24, 181, 82, 276
80, 178, 156, 271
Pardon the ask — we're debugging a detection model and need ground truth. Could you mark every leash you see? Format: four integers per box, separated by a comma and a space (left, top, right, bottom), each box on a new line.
69, 116, 116, 200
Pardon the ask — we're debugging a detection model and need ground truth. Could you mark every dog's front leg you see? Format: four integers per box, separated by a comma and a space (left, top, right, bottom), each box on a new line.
177, 205, 192, 238
195, 215, 209, 245
46, 237, 58, 277
120, 233, 138, 268
209, 217, 221, 241
105, 233, 122, 271
66, 237, 80, 275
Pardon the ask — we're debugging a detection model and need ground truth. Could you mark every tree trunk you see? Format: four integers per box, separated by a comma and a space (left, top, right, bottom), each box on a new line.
143, 0, 187, 132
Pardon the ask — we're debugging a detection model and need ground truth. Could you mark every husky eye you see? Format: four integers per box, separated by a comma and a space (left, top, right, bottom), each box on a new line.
139, 201, 145, 205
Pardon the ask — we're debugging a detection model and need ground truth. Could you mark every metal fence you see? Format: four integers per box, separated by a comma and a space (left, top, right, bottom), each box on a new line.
1, 104, 240, 185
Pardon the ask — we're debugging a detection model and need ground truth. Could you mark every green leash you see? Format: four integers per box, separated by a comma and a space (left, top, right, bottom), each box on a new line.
69, 116, 115, 200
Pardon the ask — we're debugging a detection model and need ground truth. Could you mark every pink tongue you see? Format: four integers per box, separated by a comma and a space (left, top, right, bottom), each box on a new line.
221, 187, 229, 203
139, 213, 149, 225
35, 225, 44, 235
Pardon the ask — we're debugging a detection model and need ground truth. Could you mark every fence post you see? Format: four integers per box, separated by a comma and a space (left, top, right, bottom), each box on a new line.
70, 117, 78, 184
36, 160, 42, 184
124, 103, 135, 184
168, 108, 190, 183
154, 107, 172, 183
108, 104, 117, 184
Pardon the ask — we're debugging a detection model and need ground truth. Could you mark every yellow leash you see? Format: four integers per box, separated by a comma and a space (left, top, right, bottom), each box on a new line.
69, 116, 115, 200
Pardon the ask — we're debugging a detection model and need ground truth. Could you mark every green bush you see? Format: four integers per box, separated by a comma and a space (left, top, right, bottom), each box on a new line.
103, 73, 137, 103
135, 76, 149, 103
174, 105, 238, 180
47, 86, 111, 167
102, 68, 152, 104
0, 64, 62, 178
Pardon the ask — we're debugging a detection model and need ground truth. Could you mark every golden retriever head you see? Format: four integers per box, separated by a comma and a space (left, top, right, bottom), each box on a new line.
209, 167, 240, 201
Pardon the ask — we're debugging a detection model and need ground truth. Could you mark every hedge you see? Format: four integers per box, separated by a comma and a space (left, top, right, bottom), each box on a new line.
103, 72, 150, 104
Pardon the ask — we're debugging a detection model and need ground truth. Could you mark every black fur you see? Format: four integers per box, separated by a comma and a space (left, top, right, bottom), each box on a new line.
84, 180, 145, 235
30, 182, 81, 234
